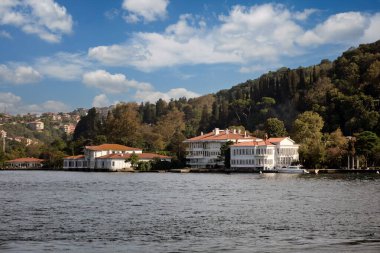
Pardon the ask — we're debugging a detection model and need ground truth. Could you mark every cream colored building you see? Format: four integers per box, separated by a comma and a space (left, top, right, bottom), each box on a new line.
63, 143, 170, 171
230, 137, 299, 171
183, 128, 259, 168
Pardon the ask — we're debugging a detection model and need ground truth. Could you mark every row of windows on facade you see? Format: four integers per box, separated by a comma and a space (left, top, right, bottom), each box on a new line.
65, 161, 88, 167
231, 159, 273, 165
187, 151, 221, 157
186, 143, 221, 149
188, 158, 217, 164
232, 148, 273, 156
65, 160, 121, 167
232, 148, 297, 156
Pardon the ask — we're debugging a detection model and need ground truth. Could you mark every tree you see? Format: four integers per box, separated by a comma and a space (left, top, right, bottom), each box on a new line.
105, 103, 142, 147
155, 109, 185, 148
324, 128, 348, 168
126, 152, 139, 169
355, 131, 379, 167
217, 141, 234, 168
292, 111, 325, 168
264, 118, 287, 137
73, 107, 102, 141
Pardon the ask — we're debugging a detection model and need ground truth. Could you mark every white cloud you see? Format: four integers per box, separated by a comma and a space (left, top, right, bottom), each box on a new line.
92, 94, 110, 107
0, 64, 42, 84
294, 8, 318, 21
361, 13, 380, 44
0, 92, 21, 104
0, 92, 69, 114
135, 88, 200, 103
298, 12, 375, 46
35, 52, 91, 81
239, 63, 281, 74
122, 0, 169, 23
105, 8, 120, 20
0, 30, 12, 39
0, 0, 73, 43
89, 4, 380, 72
40, 100, 70, 112
82, 70, 152, 94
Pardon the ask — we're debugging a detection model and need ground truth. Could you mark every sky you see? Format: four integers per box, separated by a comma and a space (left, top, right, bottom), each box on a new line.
0, 0, 379, 115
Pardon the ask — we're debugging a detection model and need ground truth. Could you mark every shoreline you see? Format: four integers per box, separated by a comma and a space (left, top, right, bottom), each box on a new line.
1, 167, 379, 174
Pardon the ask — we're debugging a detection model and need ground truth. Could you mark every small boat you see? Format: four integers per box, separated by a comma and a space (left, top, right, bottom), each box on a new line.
276, 165, 309, 174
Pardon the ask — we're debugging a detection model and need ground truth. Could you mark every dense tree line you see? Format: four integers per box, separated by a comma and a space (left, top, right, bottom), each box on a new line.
5, 40, 376, 169
70, 40, 380, 168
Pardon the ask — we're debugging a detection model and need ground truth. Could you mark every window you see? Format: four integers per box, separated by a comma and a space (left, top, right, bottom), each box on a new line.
112, 161, 115, 166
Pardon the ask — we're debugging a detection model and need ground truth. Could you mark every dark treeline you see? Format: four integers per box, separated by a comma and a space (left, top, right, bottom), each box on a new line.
71, 40, 380, 168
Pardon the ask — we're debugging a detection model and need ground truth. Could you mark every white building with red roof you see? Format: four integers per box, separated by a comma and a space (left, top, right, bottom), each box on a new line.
183, 128, 259, 168
63, 143, 170, 171
230, 137, 299, 171
5, 157, 44, 169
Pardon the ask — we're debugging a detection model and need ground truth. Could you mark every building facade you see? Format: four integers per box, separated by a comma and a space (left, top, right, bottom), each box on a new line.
63, 143, 170, 171
183, 128, 259, 168
230, 137, 299, 171
27, 121, 44, 131
5, 157, 44, 169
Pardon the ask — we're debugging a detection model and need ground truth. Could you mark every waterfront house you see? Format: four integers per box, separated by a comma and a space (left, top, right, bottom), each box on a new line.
183, 128, 260, 168
95, 153, 171, 171
5, 157, 44, 169
63, 143, 170, 171
230, 137, 299, 171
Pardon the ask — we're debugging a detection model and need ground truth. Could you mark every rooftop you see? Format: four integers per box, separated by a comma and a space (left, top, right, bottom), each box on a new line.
184, 128, 255, 142
6, 157, 44, 163
97, 153, 171, 159
85, 144, 142, 151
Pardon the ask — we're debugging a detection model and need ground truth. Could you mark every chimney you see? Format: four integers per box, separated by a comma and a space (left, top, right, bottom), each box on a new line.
244, 131, 247, 137
215, 128, 220, 135
238, 129, 241, 134
201, 131, 204, 136
226, 129, 229, 134
233, 129, 236, 134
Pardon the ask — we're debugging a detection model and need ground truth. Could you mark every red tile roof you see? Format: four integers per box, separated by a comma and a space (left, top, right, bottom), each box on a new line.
97, 153, 171, 160
267, 137, 287, 143
6, 157, 44, 163
64, 155, 85, 159
232, 140, 275, 147
185, 129, 254, 142
85, 144, 142, 151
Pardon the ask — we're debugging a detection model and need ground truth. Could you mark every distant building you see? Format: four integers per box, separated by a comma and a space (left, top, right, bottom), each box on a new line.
5, 157, 44, 169
27, 121, 44, 131
0, 129, 6, 138
63, 143, 170, 171
183, 128, 259, 168
230, 137, 299, 171
62, 124, 76, 134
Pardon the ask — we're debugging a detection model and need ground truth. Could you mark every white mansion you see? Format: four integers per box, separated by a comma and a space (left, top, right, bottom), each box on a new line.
183, 128, 258, 168
184, 129, 299, 170
63, 144, 170, 171
230, 137, 299, 171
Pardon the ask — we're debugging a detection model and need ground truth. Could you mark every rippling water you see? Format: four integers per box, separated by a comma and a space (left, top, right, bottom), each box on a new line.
0, 171, 379, 252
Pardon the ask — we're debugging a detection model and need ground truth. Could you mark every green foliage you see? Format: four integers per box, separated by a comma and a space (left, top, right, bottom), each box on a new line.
355, 131, 379, 166
137, 161, 152, 171
324, 128, 348, 168
126, 152, 139, 169
218, 141, 234, 168
264, 118, 287, 137
293, 111, 325, 168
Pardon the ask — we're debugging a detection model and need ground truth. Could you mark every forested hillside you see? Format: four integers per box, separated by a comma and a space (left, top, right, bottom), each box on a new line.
72, 40, 380, 168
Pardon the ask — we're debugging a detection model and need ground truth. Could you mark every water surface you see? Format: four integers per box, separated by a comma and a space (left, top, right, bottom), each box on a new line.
0, 171, 379, 252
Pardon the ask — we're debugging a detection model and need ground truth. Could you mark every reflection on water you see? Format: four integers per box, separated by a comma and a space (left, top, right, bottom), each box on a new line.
0, 171, 379, 252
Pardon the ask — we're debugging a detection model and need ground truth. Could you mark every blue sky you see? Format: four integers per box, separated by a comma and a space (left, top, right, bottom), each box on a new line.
0, 0, 379, 114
